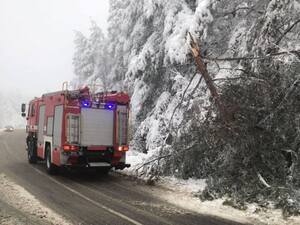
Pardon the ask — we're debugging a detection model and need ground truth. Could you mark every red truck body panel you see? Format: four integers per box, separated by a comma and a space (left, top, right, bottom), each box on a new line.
25, 87, 130, 170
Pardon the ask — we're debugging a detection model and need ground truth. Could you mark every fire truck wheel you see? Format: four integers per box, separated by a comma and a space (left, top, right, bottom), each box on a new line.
27, 139, 37, 164
46, 146, 58, 175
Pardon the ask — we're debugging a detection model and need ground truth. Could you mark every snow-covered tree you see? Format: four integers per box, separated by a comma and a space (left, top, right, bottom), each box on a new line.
72, 31, 94, 87
73, 0, 300, 214
0, 90, 28, 128
89, 21, 110, 92
73, 22, 110, 91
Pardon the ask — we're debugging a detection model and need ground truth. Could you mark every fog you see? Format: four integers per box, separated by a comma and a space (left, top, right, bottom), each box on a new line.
0, 0, 109, 97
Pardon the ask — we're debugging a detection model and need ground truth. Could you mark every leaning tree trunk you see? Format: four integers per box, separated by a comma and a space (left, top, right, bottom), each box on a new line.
188, 33, 229, 124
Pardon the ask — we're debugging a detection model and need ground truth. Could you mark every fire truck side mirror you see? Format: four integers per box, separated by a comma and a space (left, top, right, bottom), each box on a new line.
21, 104, 26, 117
21, 103, 26, 113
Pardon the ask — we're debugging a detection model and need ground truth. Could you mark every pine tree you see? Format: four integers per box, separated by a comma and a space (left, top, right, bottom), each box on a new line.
72, 31, 94, 87
89, 21, 110, 92
72, 0, 300, 214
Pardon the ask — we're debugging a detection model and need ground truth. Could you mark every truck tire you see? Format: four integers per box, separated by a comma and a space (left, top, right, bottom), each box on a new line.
46, 146, 58, 175
27, 138, 37, 164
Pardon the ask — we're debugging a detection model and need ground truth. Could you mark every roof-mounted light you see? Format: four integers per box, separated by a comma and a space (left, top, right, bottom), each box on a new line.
105, 103, 115, 110
81, 100, 90, 108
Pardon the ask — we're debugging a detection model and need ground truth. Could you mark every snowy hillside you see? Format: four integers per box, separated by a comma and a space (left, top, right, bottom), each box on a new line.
0, 90, 28, 129
73, 0, 300, 216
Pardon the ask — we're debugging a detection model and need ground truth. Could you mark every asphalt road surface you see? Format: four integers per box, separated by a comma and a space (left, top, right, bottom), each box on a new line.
0, 130, 248, 225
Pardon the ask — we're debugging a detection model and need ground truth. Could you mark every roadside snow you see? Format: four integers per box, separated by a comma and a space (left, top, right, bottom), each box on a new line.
158, 176, 207, 193
0, 214, 24, 225
123, 152, 300, 225
0, 174, 73, 225
152, 185, 300, 225
123, 150, 147, 176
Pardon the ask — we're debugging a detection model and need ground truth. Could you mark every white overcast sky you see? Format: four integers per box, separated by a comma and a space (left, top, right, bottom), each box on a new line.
0, 0, 109, 96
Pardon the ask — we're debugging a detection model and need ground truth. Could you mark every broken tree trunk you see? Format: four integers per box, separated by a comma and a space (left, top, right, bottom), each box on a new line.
188, 33, 229, 124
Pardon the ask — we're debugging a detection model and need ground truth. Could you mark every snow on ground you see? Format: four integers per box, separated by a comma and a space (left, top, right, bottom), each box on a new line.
0, 210, 24, 225
122, 150, 147, 177
158, 176, 207, 193
154, 182, 300, 225
0, 174, 73, 225
122, 150, 300, 225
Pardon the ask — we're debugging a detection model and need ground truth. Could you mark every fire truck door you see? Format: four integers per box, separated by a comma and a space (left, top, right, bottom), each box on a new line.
37, 105, 45, 146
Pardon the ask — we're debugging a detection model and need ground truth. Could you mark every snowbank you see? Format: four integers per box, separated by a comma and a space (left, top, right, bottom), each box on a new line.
122, 153, 300, 225
0, 174, 73, 225
155, 186, 300, 225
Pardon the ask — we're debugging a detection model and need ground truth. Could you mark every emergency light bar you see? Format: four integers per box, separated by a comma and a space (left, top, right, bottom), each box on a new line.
83, 100, 116, 110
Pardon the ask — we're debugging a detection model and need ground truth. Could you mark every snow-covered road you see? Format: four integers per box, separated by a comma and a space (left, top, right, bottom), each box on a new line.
0, 130, 247, 225
1, 129, 300, 225
0, 174, 72, 225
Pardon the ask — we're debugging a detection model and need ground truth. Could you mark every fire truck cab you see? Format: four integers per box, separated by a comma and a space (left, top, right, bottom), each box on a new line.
21, 87, 130, 174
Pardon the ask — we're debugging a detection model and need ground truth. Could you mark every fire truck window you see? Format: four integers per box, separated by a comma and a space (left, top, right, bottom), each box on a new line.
31, 104, 35, 117
47, 117, 54, 136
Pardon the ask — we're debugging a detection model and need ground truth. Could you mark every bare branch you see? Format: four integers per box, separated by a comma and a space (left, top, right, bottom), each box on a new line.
212, 77, 243, 82
276, 19, 300, 45
257, 173, 271, 188
135, 143, 197, 171
216, 7, 252, 17
169, 72, 200, 130
258, 77, 300, 127
204, 50, 300, 61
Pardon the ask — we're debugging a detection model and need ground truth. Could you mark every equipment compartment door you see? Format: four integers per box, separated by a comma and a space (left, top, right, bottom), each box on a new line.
81, 108, 114, 146
53, 105, 63, 147
37, 105, 45, 145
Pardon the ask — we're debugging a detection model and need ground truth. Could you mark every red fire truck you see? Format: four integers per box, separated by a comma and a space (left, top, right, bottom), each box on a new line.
21, 86, 130, 174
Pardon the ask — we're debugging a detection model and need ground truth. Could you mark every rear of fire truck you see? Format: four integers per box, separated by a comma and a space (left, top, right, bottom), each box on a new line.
22, 86, 131, 174
62, 88, 131, 173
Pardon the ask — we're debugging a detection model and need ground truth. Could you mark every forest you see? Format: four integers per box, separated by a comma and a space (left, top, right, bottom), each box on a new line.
72, 0, 300, 216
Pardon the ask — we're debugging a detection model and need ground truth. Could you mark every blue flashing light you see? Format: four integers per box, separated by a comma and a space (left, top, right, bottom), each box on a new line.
105, 103, 115, 110
81, 100, 90, 108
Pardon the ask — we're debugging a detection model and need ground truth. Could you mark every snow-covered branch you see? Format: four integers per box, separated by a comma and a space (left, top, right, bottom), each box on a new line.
204, 50, 300, 62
